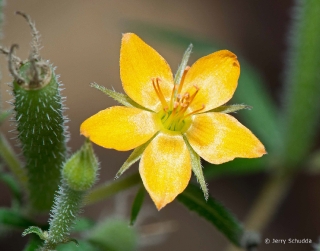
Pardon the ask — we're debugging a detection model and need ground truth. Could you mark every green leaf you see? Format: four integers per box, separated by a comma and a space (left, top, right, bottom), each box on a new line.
90, 83, 151, 111
115, 134, 156, 179
183, 135, 208, 200
0, 133, 27, 191
0, 172, 22, 204
0, 208, 36, 229
204, 158, 267, 180
177, 183, 244, 247
130, 186, 145, 226
281, 0, 320, 167
22, 226, 48, 240
206, 104, 252, 114
125, 22, 281, 154
86, 173, 141, 205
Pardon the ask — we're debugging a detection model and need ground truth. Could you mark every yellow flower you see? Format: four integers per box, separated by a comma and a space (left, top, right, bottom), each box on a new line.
80, 33, 266, 210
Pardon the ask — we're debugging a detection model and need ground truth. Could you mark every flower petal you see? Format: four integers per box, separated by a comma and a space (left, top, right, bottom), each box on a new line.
120, 33, 174, 111
80, 106, 159, 151
140, 132, 191, 210
182, 50, 240, 112
186, 113, 266, 164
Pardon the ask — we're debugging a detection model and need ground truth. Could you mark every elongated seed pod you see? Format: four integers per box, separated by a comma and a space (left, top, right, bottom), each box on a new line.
13, 60, 68, 211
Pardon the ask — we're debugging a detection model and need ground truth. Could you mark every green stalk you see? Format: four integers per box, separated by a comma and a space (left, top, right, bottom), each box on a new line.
86, 173, 141, 205
281, 0, 320, 167
42, 184, 83, 250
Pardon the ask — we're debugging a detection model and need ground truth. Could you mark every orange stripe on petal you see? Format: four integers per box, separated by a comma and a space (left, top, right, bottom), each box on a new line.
80, 106, 159, 151
139, 132, 191, 210
120, 33, 174, 111
186, 113, 266, 164
182, 50, 240, 112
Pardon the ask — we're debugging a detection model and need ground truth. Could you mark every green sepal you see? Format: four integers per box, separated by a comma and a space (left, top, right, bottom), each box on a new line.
206, 104, 251, 114
22, 226, 48, 240
174, 43, 192, 85
115, 133, 157, 179
183, 135, 208, 200
62, 140, 99, 191
130, 185, 145, 226
90, 83, 152, 112
177, 183, 244, 247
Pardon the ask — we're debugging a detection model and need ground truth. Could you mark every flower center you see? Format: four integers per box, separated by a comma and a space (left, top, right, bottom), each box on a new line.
152, 70, 205, 133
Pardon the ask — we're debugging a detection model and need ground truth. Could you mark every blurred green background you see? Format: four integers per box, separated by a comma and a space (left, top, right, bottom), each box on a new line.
0, 1, 319, 250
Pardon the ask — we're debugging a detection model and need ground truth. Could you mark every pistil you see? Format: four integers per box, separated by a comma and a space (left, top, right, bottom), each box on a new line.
152, 76, 205, 132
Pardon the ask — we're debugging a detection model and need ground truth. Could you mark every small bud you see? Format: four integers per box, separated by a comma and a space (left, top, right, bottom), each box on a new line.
63, 140, 99, 191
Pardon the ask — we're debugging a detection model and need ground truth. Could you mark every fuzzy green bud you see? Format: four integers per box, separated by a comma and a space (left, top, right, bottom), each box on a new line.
62, 140, 98, 191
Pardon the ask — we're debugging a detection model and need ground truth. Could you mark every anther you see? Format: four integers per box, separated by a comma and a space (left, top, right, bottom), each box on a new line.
181, 93, 190, 104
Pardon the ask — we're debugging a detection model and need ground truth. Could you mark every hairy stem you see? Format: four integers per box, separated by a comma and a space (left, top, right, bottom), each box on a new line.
281, 0, 320, 167
42, 184, 84, 250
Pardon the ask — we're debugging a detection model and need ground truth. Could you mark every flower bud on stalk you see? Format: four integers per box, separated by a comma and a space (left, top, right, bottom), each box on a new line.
62, 139, 99, 191
43, 140, 99, 250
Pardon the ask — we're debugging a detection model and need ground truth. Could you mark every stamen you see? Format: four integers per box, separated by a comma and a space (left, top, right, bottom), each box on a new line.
183, 104, 205, 118
177, 66, 190, 95
152, 77, 168, 110
188, 85, 199, 105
